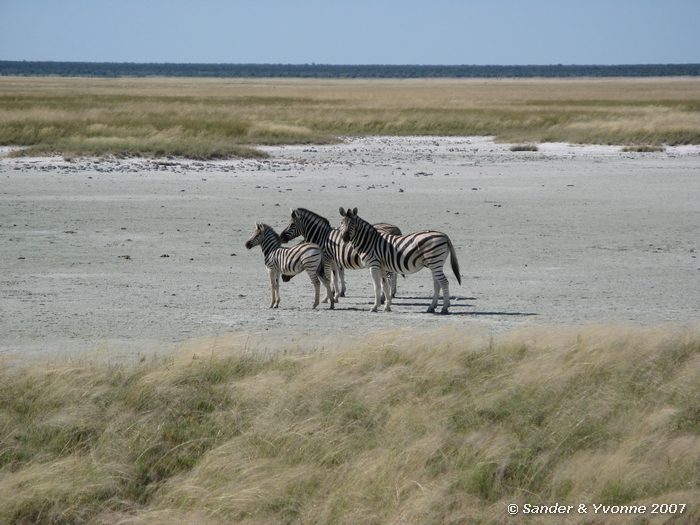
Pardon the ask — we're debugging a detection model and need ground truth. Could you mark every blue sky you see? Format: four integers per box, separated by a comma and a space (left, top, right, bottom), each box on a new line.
1, 0, 699, 64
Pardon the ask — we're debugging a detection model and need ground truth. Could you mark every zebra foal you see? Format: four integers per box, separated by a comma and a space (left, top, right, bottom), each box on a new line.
245, 222, 334, 309
338, 207, 461, 314
279, 208, 402, 301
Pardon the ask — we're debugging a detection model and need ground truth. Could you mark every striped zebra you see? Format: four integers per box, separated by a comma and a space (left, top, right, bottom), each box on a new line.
279, 208, 402, 301
338, 207, 461, 314
245, 222, 334, 309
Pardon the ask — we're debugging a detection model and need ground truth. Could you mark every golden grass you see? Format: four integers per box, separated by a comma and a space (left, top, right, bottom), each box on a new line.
1, 326, 699, 524
1, 77, 699, 158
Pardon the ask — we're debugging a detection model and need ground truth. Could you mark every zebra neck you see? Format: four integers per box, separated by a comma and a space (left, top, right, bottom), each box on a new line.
299, 216, 332, 244
260, 231, 281, 256
352, 219, 382, 253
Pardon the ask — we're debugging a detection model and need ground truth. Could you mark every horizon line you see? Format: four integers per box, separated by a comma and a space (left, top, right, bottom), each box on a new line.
2, 60, 700, 67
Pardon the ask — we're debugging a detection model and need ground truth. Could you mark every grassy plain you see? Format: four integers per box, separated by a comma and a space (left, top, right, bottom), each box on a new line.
1, 76, 699, 158
1, 327, 699, 524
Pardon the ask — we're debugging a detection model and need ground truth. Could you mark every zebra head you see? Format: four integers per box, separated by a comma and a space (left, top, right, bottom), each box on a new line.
245, 222, 264, 249
339, 206, 359, 243
279, 209, 300, 243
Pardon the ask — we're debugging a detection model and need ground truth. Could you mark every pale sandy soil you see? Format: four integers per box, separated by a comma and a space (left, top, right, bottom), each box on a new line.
1, 137, 699, 360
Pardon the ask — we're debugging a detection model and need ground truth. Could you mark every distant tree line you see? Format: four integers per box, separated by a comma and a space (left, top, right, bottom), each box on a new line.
1, 61, 699, 78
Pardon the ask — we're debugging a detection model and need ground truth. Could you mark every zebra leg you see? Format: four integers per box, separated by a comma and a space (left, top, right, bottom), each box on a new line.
380, 272, 397, 303
429, 268, 451, 314
338, 266, 347, 298
333, 263, 343, 302
381, 272, 392, 312
439, 271, 451, 314
428, 271, 440, 313
307, 270, 321, 309
273, 271, 281, 308
319, 265, 335, 310
322, 259, 334, 303
275, 273, 282, 308
268, 269, 276, 308
369, 266, 383, 312
329, 265, 339, 301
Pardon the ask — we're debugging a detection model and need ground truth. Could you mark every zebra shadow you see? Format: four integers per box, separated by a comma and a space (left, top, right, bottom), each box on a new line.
390, 302, 474, 308
388, 296, 476, 309
350, 298, 537, 317
444, 310, 539, 317
393, 295, 477, 301
339, 305, 538, 316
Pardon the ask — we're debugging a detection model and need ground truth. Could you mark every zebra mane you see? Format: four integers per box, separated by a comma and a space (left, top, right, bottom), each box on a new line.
295, 208, 331, 228
355, 213, 376, 232
260, 223, 281, 241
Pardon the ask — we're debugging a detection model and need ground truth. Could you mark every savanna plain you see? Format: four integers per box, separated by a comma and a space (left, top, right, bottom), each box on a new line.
1, 77, 699, 524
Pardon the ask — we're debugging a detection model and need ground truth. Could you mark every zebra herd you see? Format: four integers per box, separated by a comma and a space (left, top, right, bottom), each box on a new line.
245, 207, 461, 314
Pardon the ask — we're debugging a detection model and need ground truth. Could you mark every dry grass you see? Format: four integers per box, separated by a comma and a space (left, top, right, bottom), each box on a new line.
1, 326, 699, 524
1, 77, 699, 158
622, 145, 666, 153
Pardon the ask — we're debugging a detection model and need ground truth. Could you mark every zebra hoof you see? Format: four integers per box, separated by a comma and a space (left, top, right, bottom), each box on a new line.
426, 306, 436, 313
440, 308, 449, 315
340, 291, 346, 297
370, 306, 378, 312
383, 305, 391, 312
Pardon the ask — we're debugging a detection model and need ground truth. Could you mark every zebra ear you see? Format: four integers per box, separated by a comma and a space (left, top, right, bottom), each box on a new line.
352, 207, 358, 216
339, 206, 346, 217
290, 208, 296, 218
255, 222, 262, 229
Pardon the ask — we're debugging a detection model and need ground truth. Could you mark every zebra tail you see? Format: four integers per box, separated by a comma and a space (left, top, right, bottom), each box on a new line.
448, 238, 462, 285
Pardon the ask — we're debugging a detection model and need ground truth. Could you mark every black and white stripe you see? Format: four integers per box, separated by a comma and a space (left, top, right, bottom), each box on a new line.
245, 222, 334, 309
338, 207, 461, 314
279, 208, 402, 301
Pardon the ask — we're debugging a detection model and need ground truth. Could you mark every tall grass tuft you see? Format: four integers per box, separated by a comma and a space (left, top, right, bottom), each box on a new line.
1, 326, 699, 524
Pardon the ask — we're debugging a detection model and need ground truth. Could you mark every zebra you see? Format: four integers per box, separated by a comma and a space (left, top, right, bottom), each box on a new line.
338, 207, 461, 314
245, 222, 334, 309
279, 208, 402, 301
